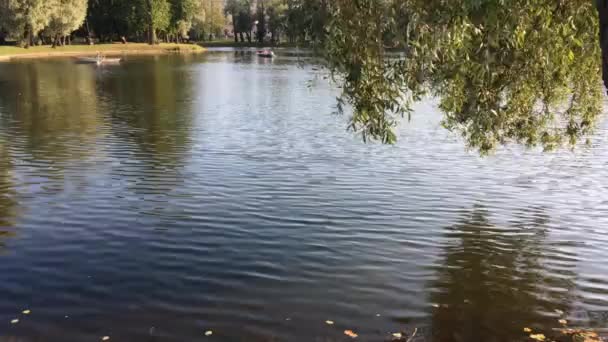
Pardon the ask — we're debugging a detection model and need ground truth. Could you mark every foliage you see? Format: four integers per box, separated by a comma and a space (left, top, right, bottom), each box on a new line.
1, 0, 58, 45
86, 0, 134, 41
266, 0, 287, 42
46, 0, 88, 40
169, 0, 197, 38
191, 0, 225, 40
149, 0, 172, 34
326, 0, 603, 153
255, 0, 266, 42
284, 0, 327, 44
225, 0, 253, 41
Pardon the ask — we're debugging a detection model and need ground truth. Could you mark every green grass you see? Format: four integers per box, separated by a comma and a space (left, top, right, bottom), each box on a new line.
0, 43, 204, 58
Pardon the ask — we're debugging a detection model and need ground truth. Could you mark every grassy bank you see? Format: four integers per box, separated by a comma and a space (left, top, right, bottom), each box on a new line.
0, 43, 205, 61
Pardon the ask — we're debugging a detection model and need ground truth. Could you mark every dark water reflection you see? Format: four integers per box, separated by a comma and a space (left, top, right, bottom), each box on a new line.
0, 49, 607, 341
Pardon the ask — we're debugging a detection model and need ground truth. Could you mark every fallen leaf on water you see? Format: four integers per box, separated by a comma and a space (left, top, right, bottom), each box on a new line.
529, 333, 546, 341
558, 319, 567, 325
555, 309, 564, 315
523, 327, 532, 333
285, 318, 291, 321
205, 330, 213, 336
344, 330, 358, 338
325, 320, 334, 325
10, 319, 19, 324
22, 309, 31, 315
431, 304, 439, 308
392, 332, 402, 338
101, 336, 110, 341
376, 314, 380, 317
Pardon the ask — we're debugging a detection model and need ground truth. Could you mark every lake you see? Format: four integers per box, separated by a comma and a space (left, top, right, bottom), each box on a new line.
0, 48, 607, 342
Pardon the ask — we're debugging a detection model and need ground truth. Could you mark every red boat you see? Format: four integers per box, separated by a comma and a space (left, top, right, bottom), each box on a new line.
257, 50, 275, 58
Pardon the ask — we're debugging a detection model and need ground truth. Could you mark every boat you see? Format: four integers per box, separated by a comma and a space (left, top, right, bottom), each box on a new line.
257, 50, 275, 58
75, 56, 122, 65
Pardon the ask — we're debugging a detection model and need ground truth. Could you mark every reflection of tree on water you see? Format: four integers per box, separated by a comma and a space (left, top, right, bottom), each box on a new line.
103, 57, 194, 168
428, 206, 577, 342
0, 142, 18, 251
0, 61, 102, 172
100, 57, 195, 220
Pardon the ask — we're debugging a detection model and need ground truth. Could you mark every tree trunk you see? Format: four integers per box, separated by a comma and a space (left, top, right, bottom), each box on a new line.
246, 31, 252, 43
23, 26, 32, 48
239, 32, 245, 42
597, 0, 608, 93
146, 0, 156, 44
85, 20, 93, 45
233, 19, 238, 43
52, 35, 59, 48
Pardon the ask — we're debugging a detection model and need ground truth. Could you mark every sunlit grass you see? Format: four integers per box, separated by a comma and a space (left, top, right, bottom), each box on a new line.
0, 43, 204, 57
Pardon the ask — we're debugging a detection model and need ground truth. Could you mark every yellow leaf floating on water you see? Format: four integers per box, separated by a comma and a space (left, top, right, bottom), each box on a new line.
325, 320, 334, 325
555, 309, 564, 315
344, 330, 358, 338
22, 310, 31, 315
205, 330, 213, 336
101, 336, 110, 341
10, 319, 19, 324
558, 319, 568, 325
392, 332, 403, 338
523, 328, 532, 333
529, 334, 546, 341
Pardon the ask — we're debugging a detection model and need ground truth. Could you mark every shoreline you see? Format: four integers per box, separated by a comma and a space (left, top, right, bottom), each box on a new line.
0, 43, 205, 62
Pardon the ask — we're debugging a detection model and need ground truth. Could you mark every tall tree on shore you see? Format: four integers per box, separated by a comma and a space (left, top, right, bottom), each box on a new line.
224, 0, 241, 43
191, 0, 224, 41
169, 0, 197, 41
46, 0, 88, 46
225, 0, 251, 43
86, 0, 133, 42
255, 0, 266, 43
2, 0, 57, 47
141, 0, 171, 44
266, 0, 287, 43
0, 0, 8, 44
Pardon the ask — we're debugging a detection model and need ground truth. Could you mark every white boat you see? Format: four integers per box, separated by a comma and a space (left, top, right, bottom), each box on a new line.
76, 56, 122, 65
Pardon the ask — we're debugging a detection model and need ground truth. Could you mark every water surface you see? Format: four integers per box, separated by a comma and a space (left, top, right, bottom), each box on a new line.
0, 49, 607, 341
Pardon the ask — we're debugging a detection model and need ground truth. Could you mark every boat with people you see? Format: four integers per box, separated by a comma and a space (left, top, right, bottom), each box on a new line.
76, 53, 122, 65
256, 50, 275, 58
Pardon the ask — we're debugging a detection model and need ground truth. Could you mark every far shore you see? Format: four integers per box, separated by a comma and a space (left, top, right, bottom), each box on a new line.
0, 43, 205, 62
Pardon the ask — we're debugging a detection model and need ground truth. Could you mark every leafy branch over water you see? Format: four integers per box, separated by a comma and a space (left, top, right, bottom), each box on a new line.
325, 0, 603, 154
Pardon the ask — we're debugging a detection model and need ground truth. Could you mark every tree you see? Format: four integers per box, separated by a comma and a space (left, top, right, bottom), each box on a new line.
225, 0, 251, 43
142, 0, 171, 44
2, 0, 58, 47
86, 0, 134, 42
191, 0, 224, 41
325, 0, 603, 154
46, 0, 87, 47
266, 0, 287, 43
224, 0, 240, 42
284, 0, 327, 45
255, 0, 266, 43
0, 0, 9, 44
169, 0, 197, 42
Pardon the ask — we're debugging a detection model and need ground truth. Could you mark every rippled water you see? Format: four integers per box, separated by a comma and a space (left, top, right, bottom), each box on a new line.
0, 49, 607, 342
